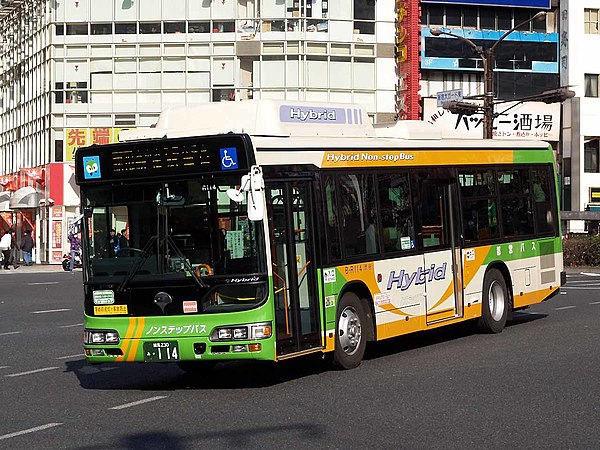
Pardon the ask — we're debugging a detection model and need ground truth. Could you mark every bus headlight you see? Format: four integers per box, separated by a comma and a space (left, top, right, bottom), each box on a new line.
83, 329, 120, 345
210, 322, 271, 341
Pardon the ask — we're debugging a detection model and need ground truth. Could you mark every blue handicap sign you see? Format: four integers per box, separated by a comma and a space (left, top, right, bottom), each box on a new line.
220, 147, 238, 170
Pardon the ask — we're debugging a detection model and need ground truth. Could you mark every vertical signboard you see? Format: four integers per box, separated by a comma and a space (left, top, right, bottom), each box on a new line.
396, 0, 421, 120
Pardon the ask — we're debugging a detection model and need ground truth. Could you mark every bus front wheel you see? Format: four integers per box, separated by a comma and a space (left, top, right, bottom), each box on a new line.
333, 293, 367, 369
477, 268, 509, 334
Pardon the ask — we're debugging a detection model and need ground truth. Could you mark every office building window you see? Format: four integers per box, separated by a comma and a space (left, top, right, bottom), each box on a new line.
66, 23, 88, 35
354, 0, 375, 34
139, 23, 161, 34
165, 22, 185, 34
585, 8, 600, 34
585, 74, 599, 97
115, 23, 136, 34
91, 23, 112, 35
585, 139, 600, 173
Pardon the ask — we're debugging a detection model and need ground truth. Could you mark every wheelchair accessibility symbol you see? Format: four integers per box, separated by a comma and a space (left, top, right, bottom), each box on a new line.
220, 147, 238, 170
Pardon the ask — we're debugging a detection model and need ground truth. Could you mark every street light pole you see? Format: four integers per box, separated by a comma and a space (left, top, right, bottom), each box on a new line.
431, 11, 547, 139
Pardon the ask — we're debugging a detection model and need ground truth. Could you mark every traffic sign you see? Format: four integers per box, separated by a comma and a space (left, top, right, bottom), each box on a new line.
436, 89, 463, 107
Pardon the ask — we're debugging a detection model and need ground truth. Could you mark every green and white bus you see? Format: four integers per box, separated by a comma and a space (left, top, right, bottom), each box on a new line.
75, 100, 564, 370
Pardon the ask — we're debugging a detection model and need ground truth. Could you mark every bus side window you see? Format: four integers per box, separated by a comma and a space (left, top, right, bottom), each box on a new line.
378, 172, 414, 253
324, 175, 342, 261
531, 166, 554, 234
337, 174, 379, 257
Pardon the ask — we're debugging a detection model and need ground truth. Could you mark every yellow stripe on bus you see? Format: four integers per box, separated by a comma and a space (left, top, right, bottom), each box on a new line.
126, 318, 146, 362
514, 286, 559, 308
322, 150, 514, 169
116, 317, 136, 362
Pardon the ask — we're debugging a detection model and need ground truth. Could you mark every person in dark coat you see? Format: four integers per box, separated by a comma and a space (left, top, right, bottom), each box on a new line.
20, 229, 34, 266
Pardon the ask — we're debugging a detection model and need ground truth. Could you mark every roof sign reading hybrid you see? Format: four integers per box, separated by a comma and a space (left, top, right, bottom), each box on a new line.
280, 105, 363, 125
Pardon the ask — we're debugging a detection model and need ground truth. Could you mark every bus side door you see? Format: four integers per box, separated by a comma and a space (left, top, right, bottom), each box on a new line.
266, 179, 322, 357
414, 169, 464, 324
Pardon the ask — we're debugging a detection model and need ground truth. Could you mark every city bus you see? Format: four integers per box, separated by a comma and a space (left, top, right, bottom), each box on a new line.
75, 100, 564, 371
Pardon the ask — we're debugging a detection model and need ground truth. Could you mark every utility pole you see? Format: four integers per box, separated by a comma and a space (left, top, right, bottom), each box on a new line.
431, 11, 548, 139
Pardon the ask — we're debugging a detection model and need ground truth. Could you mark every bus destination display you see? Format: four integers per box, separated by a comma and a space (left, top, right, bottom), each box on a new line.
75, 135, 250, 183
111, 144, 210, 176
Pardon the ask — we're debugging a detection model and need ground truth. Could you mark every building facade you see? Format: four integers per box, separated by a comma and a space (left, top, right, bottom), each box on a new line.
560, 0, 600, 233
418, 1, 560, 140
0, 0, 415, 263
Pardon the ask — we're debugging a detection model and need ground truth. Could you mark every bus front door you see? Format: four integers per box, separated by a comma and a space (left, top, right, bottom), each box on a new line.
267, 180, 322, 357
415, 169, 464, 324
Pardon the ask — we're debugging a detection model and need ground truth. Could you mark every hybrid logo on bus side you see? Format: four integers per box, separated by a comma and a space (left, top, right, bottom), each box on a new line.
289, 108, 337, 121
386, 263, 447, 291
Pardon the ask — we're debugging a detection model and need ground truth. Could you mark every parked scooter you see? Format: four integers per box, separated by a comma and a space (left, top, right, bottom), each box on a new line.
62, 251, 82, 271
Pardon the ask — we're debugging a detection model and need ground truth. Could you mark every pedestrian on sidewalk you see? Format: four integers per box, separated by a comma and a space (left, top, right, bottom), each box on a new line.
67, 229, 81, 272
0, 228, 11, 270
9, 229, 19, 269
20, 229, 34, 266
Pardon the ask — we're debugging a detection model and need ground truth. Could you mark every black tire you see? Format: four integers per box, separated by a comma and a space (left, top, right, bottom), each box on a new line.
177, 360, 217, 374
477, 268, 509, 333
333, 293, 367, 369
62, 259, 70, 271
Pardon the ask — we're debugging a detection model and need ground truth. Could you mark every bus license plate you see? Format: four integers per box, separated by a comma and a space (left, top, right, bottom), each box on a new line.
143, 341, 179, 362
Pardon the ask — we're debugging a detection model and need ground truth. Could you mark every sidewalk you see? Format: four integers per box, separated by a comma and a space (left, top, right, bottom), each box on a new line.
0, 263, 73, 274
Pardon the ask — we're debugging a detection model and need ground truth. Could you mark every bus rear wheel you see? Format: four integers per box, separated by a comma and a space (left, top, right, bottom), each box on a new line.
477, 268, 509, 334
333, 293, 367, 369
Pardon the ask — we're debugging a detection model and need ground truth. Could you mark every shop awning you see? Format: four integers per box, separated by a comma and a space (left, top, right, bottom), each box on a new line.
9, 186, 39, 209
0, 191, 11, 211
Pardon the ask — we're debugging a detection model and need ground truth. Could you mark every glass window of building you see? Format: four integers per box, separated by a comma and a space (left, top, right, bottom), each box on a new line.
165, 22, 185, 34
585, 74, 599, 97
446, 5, 461, 27
115, 23, 137, 34
480, 7, 495, 30
428, 4, 444, 26
585, 8, 600, 34
66, 23, 88, 35
497, 8, 512, 30
463, 6, 477, 28
354, 0, 375, 34
91, 23, 112, 35
140, 23, 161, 34
585, 139, 600, 173
188, 22, 210, 33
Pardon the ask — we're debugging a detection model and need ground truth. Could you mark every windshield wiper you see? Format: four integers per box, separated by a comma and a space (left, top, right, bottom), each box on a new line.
165, 234, 208, 289
116, 236, 158, 293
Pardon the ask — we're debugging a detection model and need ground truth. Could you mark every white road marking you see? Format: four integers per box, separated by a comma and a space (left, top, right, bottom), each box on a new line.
0, 331, 21, 337
0, 366, 9, 370
560, 292, 567, 295
5, 367, 59, 377
109, 396, 168, 410
590, 301, 600, 305
59, 323, 83, 328
27, 282, 60, 286
0, 423, 63, 441
560, 286, 600, 290
555, 306, 576, 311
56, 354, 83, 360
31, 308, 71, 314
580, 272, 600, 277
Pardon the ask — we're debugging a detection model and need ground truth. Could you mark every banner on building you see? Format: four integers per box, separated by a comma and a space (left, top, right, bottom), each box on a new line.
64, 128, 126, 161
421, 1, 551, 8
423, 98, 560, 140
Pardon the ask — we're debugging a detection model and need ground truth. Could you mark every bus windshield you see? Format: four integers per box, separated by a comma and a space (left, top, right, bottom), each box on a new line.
81, 177, 265, 301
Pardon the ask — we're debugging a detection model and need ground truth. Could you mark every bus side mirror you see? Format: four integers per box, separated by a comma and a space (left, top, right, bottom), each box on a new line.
247, 166, 264, 222
226, 166, 264, 222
